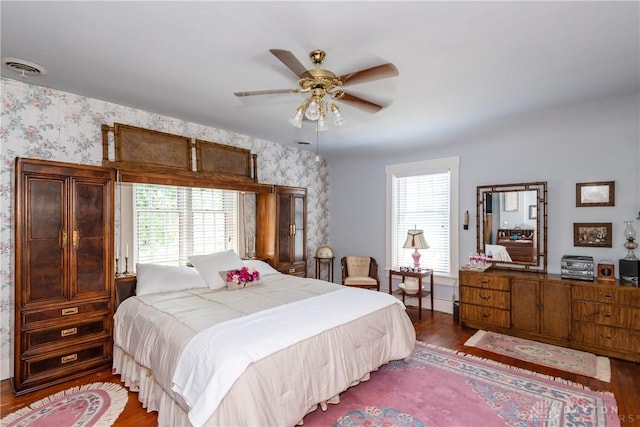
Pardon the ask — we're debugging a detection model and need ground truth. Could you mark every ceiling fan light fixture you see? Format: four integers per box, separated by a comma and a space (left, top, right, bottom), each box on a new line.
244, 49, 397, 130
317, 113, 328, 131
330, 103, 345, 126
304, 99, 321, 121
288, 105, 304, 128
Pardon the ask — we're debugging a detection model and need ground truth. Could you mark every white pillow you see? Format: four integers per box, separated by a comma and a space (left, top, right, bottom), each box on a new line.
242, 259, 280, 276
135, 263, 207, 296
189, 250, 245, 289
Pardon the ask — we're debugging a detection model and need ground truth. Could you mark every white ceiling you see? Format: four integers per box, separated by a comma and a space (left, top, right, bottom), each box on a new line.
1, 1, 638, 156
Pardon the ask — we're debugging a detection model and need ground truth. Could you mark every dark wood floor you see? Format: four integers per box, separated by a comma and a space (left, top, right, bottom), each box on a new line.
2, 308, 639, 426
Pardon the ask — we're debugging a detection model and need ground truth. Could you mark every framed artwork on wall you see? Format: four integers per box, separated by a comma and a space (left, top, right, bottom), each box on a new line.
573, 222, 612, 247
576, 181, 615, 207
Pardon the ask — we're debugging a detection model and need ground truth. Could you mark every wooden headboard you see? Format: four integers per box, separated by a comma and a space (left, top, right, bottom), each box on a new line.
101, 123, 274, 193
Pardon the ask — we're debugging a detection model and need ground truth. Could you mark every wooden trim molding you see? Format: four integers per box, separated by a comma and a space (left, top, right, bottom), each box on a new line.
101, 123, 272, 193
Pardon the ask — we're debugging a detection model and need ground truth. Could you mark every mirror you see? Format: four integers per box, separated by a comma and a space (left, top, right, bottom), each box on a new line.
477, 182, 547, 272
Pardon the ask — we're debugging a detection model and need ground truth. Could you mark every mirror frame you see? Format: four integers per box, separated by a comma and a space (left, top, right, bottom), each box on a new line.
476, 181, 548, 273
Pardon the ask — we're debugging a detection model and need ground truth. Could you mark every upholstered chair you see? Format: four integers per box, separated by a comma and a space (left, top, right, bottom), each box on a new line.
341, 256, 380, 291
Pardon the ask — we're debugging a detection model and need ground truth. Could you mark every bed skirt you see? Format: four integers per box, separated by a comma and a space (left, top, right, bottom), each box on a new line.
113, 345, 372, 426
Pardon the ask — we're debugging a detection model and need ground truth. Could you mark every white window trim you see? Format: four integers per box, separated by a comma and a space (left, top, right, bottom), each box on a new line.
385, 156, 460, 278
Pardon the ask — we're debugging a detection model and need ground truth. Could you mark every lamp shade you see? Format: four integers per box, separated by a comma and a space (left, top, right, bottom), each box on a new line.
403, 229, 429, 250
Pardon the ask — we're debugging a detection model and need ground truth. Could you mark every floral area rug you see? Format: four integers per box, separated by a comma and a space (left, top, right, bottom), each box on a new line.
465, 330, 611, 382
1, 382, 128, 427
302, 341, 620, 427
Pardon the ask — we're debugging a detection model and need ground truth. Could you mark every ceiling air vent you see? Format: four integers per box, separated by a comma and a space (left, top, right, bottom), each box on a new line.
1, 57, 47, 76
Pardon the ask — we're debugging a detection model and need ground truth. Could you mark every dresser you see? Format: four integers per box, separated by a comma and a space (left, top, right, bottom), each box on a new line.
460, 268, 640, 362
13, 158, 114, 395
496, 229, 535, 263
256, 186, 307, 277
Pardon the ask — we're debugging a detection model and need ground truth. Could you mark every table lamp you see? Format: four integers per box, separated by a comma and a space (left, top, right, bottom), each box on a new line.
403, 229, 429, 268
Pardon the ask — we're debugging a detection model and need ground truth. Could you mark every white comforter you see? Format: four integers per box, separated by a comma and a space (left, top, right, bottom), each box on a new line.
173, 286, 403, 426
114, 273, 416, 426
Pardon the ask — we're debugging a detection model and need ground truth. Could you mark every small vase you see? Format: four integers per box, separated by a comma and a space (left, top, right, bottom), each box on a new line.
623, 220, 638, 260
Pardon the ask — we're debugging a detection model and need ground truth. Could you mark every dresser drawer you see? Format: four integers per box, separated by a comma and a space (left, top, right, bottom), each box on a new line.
572, 286, 625, 304
460, 272, 509, 291
23, 300, 110, 325
21, 340, 111, 382
572, 322, 640, 352
461, 304, 510, 328
573, 301, 640, 330
22, 317, 110, 355
460, 286, 510, 309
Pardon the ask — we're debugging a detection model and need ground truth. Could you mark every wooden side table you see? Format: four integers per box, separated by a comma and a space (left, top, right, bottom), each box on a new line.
315, 256, 335, 282
388, 268, 434, 320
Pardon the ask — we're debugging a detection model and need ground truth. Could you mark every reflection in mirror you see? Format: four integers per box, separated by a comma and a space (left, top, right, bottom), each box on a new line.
477, 182, 547, 272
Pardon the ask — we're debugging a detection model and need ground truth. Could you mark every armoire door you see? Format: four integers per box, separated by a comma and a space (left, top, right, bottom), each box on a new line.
22, 175, 68, 306
277, 192, 294, 264
71, 177, 111, 299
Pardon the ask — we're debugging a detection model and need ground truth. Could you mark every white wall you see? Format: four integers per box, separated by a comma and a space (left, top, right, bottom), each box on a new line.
328, 93, 640, 303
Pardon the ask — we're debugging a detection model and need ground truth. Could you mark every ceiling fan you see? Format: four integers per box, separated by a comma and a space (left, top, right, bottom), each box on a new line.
234, 49, 399, 129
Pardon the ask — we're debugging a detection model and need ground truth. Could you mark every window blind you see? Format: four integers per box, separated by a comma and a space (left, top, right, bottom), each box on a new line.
134, 184, 238, 266
393, 172, 450, 274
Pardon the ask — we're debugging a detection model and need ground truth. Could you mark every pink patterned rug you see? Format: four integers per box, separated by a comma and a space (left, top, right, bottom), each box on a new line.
465, 330, 611, 382
1, 382, 128, 427
302, 342, 620, 426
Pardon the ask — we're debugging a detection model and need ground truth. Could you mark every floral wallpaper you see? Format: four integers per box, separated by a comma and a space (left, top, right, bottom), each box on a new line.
0, 77, 330, 380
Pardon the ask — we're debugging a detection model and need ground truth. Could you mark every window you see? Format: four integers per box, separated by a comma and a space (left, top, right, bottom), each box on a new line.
134, 184, 238, 266
386, 157, 459, 276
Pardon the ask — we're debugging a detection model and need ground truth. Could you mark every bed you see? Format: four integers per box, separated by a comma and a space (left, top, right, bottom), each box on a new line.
484, 244, 513, 262
112, 252, 416, 427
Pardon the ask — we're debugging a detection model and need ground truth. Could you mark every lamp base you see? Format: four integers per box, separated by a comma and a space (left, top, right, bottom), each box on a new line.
412, 249, 421, 268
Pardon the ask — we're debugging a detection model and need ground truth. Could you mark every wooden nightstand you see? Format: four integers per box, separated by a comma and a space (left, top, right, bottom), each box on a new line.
388, 268, 434, 319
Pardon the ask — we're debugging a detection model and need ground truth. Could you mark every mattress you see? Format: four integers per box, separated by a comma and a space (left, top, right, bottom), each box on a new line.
113, 273, 416, 426
485, 244, 513, 262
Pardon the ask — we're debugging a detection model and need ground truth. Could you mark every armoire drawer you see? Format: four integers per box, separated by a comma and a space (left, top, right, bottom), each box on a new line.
278, 264, 307, 277
22, 340, 111, 380
22, 317, 110, 355
23, 300, 110, 325
460, 286, 510, 309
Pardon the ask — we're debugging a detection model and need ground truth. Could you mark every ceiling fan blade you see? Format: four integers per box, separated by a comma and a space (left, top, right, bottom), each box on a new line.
269, 49, 309, 78
234, 89, 300, 97
338, 63, 399, 87
332, 91, 384, 114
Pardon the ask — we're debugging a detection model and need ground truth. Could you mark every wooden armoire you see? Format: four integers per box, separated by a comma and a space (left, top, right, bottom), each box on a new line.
13, 158, 114, 395
256, 186, 307, 277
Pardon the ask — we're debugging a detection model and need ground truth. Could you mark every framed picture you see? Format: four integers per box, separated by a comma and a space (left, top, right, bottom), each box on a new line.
573, 222, 612, 247
576, 181, 615, 207
528, 204, 537, 219
503, 192, 518, 212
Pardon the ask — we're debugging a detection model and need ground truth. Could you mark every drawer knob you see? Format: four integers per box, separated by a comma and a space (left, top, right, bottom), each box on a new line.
480, 294, 491, 300
482, 313, 490, 318
61, 327, 77, 337
61, 353, 78, 364
288, 268, 296, 273
61, 307, 78, 316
